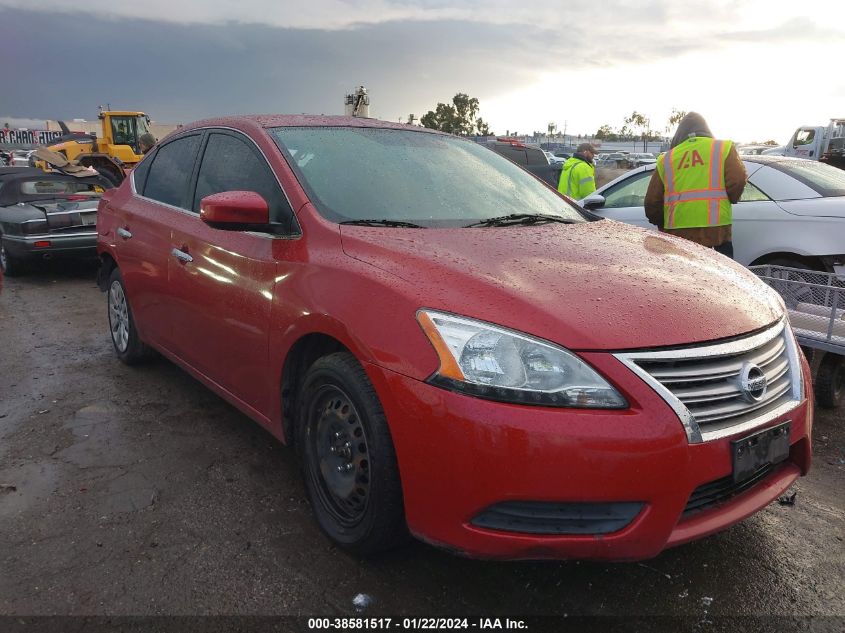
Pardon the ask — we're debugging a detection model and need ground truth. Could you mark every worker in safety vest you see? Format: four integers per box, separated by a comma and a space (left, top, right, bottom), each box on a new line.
644, 112, 746, 258
558, 142, 597, 199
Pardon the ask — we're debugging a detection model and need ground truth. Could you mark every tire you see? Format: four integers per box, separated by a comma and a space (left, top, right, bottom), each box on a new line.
765, 259, 819, 309
815, 352, 844, 409
96, 168, 121, 187
296, 352, 406, 555
107, 267, 152, 364
0, 237, 25, 276
800, 346, 815, 366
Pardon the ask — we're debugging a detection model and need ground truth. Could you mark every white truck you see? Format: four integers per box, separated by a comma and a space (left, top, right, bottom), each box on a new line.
783, 118, 845, 169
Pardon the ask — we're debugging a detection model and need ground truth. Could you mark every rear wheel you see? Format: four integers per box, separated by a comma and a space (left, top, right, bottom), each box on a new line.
0, 238, 25, 276
297, 352, 406, 555
107, 267, 152, 364
815, 352, 844, 409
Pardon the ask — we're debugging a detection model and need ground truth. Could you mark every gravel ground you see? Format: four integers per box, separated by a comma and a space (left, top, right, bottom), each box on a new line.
0, 262, 843, 630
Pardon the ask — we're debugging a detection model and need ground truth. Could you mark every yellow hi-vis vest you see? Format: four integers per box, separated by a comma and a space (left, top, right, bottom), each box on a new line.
656, 137, 733, 229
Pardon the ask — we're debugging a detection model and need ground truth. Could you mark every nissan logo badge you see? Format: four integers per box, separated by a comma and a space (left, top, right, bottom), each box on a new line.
739, 362, 768, 402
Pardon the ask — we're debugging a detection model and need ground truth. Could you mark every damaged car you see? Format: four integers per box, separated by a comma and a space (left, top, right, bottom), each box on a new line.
0, 167, 112, 275
96, 116, 812, 560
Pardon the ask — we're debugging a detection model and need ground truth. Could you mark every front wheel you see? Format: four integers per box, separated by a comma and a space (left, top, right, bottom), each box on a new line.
815, 352, 844, 409
296, 353, 406, 555
107, 267, 152, 364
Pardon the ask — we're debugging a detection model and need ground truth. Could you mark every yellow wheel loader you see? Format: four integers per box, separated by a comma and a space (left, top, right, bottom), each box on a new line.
34, 109, 153, 185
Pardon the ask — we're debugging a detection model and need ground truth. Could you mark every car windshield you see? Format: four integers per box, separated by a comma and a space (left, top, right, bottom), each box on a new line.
270, 127, 589, 227
766, 159, 845, 197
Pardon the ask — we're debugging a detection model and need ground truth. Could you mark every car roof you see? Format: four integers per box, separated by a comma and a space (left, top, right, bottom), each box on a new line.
594, 155, 838, 200
176, 114, 442, 136
742, 155, 807, 166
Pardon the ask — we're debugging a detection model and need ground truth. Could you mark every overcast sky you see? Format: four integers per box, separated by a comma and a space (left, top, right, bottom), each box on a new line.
1, 0, 843, 143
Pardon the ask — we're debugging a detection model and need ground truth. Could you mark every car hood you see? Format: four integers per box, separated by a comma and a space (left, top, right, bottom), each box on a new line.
777, 196, 845, 218
340, 220, 781, 351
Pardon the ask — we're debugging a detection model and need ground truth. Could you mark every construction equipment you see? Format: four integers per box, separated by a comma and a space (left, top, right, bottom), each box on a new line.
34, 108, 153, 185
344, 86, 370, 118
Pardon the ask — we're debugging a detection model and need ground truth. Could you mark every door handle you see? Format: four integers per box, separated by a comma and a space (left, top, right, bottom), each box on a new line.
117, 227, 132, 240
171, 247, 193, 263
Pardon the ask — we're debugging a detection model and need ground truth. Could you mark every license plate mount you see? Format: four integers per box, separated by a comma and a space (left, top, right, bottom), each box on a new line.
731, 422, 791, 484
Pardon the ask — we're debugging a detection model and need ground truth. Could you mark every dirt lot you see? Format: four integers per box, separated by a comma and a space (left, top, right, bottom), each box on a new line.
0, 263, 843, 629
595, 166, 630, 188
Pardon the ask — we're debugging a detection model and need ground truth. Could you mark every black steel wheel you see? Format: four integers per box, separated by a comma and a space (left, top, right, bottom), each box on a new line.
816, 352, 844, 409
297, 352, 405, 554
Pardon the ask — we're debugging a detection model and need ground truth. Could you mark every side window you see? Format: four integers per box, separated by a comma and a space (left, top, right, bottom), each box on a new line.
602, 172, 651, 208
739, 182, 771, 202
132, 149, 155, 195
111, 117, 135, 146
144, 135, 201, 208
793, 129, 815, 148
495, 145, 527, 165
193, 133, 294, 230
526, 148, 547, 166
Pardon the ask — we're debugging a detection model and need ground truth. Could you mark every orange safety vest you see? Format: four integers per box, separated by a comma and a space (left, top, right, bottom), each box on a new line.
656, 137, 732, 229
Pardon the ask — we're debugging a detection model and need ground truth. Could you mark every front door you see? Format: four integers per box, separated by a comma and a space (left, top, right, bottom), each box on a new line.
167, 130, 299, 416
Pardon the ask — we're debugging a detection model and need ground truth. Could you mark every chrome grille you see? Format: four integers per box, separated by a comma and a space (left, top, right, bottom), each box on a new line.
615, 320, 801, 443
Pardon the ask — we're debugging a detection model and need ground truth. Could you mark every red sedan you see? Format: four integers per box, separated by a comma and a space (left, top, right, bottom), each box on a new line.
96, 115, 812, 560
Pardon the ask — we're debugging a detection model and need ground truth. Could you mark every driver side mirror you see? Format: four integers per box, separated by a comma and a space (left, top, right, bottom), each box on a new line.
582, 194, 606, 210
200, 191, 270, 228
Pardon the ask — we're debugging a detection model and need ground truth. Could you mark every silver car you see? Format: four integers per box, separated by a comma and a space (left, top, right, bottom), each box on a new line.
580, 156, 845, 275
627, 152, 657, 168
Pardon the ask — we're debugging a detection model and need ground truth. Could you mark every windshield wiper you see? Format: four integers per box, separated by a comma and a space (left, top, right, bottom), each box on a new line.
340, 219, 426, 228
464, 213, 578, 228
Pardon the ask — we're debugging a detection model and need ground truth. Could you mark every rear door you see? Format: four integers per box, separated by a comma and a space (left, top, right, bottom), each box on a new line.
112, 133, 202, 348
167, 129, 299, 414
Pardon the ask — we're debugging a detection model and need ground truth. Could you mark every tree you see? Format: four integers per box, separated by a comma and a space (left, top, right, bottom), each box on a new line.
624, 111, 653, 149
595, 124, 614, 140
665, 108, 687, 135
421, 93, 493, 136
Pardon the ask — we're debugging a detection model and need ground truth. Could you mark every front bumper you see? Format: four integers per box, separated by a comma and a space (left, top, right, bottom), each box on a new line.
2, 231, 98, 260
366, 351, 812, 561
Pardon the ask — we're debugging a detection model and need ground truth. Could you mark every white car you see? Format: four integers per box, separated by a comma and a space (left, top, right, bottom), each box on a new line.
627, 152, 657, 168
543, 150, 566, 165
10, 150, 34, 167
580, 156, 845, 274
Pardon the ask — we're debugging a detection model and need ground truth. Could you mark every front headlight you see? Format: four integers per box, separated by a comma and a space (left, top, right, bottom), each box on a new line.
417, 310, 627, 408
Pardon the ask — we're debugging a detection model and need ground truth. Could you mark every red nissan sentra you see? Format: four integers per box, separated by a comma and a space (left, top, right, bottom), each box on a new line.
96, 115, 813, 560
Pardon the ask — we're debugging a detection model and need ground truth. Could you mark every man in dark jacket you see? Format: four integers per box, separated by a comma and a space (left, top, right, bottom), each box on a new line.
644, 112, 746, 257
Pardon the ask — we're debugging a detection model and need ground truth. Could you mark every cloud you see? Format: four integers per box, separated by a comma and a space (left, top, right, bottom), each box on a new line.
0, 0, 814, 33
0, 8, 557, 122
1, 1, 842, 134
